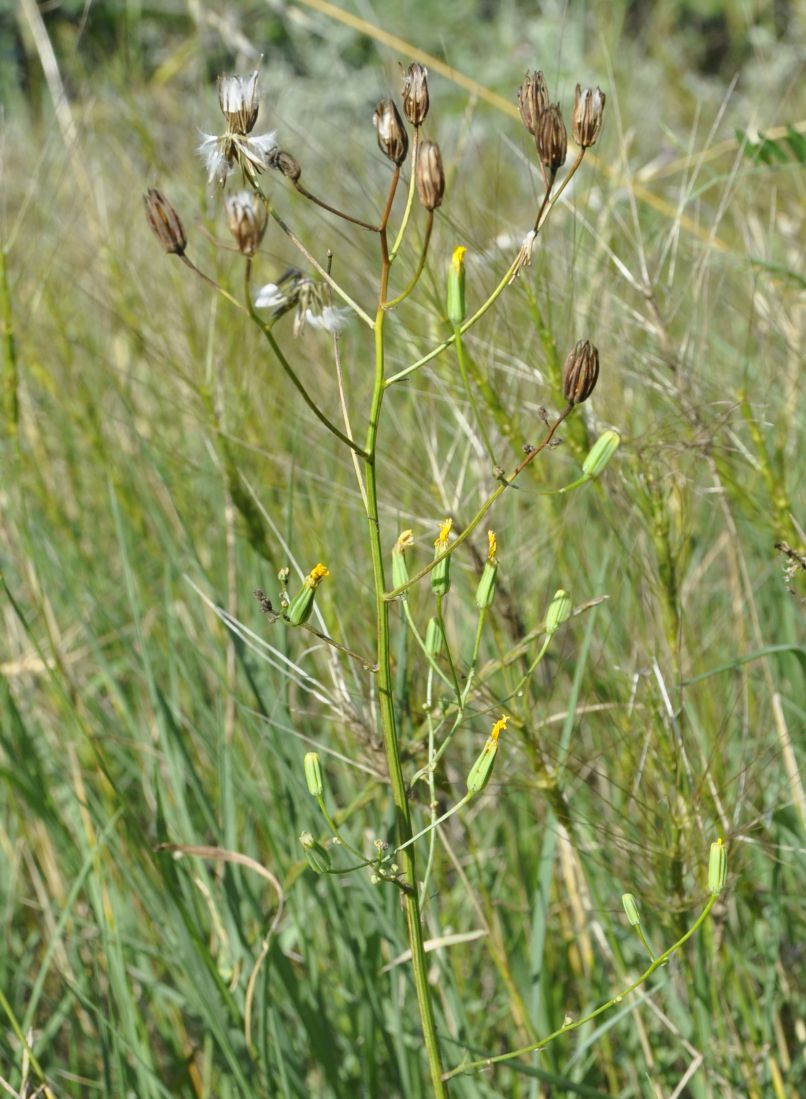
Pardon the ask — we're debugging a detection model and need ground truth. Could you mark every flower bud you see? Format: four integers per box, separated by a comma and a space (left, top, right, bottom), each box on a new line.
392, 529, 414, 595
708, 838, 727, 895
416, 140, 445, 211
218, 71, 260, 135
267, 148, 302, 181
446, 246, 467, 327
562, 339, 600, 405
286, 563, 330, 626
402, 62, 429, 126
535, 103, 568, 174
517, 70, 550, 136
572, 84, 606, 149
304, 752, 324, 798
467, 716, 507, 795
143, 189, 187, 255
425, 616, 445, 658
545, 589, 572, 636
621, 892, 641, 926
373, 99, 409, 166
583, 430, 620, 479
299, 831, 331, 874
225, 190, 268, 257
474, 530, 498, 610
431, 518, 453, 596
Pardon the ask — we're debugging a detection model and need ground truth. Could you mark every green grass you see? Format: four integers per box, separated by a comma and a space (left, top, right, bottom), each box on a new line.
2, 2, 805, 1096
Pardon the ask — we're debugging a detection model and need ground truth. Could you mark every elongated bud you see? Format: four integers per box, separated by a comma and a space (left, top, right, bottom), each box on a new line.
621, 892, 641, 926
562, 339, 600, 405
535, 103, 568, 174
583, 430, 620, 478
373, 99, 409, 166
286, 563, 330, 626
474, 530, 499, 610
446, 246, 467, 327
573, 84, 606, 149
299, 831, 331, 874
304, 752, 324, 797
402, 62, 429, 126
517, 70, 550, 136
144, 189, 187, 255
708, 838, 728, 895
545, 589, 572, 635
467, 716, 507, 795
432, 518, 453, 596
416, 140, 445, 211
392, 529, 414, 595
218, 71, 260, 135
225, 191, 268, 257
425, 616, 444, 658
266, 148, 302, 181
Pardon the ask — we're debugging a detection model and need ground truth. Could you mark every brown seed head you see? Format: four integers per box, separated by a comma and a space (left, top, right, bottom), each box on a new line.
562, 339, 600, 405
572, 84, 606, 148
517, 70, 550, 136
402, 62, 430, 126
218, 71, 260, 135
415, 140, 445, 211
266, 148, 302, 181
225, 191, 268, 257
535, 103, 567, 173
373, 99, 409, 166
143, 188, 186, 255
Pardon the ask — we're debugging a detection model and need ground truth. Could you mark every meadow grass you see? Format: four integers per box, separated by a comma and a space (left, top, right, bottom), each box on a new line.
1, 2, 805, 1096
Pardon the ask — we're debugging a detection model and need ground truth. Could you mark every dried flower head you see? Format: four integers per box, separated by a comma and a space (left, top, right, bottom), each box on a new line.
218, 71, 260, 135
253, 267, 304, 319
255, 273, 350, 336
517, 70, 550, 136
199, 69, 277, 185
535, 103, 568, 174
143, 188, 186, 254
562, 339, 600, 405
402, 62, 429, 126
266, 148, 302, 181
415, 140, 445, 210
373, 99, 409, 166
225, 190, 268, 257
572, 84, 606, 148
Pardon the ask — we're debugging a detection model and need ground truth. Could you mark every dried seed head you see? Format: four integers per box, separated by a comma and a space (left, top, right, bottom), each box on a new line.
143, 188, 186, 255
517, 70, 550, 136
402, 62, 430, 126
415, 140, 445, 210
373, 99, 409, 166
562, 339, 600, 405
225, 191, 268, 257
535, 103, 568, 173
572, 84, 606, 148
266, 148, 302, 181
218, 71, 260, 135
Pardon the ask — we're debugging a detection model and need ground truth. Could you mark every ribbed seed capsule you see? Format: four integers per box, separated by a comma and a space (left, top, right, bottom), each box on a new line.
474, 530, 498, 610
402, 62, 429, 126
303, 752, 324, 798
225, 190, 268, 257
583, 430, 620, 478
446, 247, 467, 327
143, 189, 187, 255
299, 831, 331, 874
391, 530, 414, 596
516, 70, 550, 136
545, 589, 572, 635
466, 716, 507, 795
431, 518, 453, 596
286, 563, 330, 626
622, 893, 641, 926
373, 99, 409, 165
535, 103, 567, 173
266, 148, 302, 181
572, 84, 606, 149
708, 838, 727, 895
416, 140, 445, 211
562, 339, 600, 405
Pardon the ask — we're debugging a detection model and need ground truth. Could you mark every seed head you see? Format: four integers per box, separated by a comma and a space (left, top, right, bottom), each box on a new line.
402, 62, 430, 126
415, 140, 445, 211
143, 188, 186, 255
225, 190, 268, 257
218, 71, 260, 135
562, 339, 600, 405
267, 148, 302, 182
572, 84, 606, 148
517, 70, 550, 136
535, 103, 568, 174
373, 99, 409, 166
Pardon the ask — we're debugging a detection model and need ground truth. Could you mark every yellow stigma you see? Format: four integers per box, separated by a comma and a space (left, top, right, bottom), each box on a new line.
490, 715, 508, 741
308, 563, 330, 587
434, 517, 453, 548
451, 245, 467, 271
487, 530, 497, 561
394, 529, 415, 554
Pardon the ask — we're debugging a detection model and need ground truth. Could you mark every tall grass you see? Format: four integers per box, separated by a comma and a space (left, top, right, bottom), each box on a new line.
2, 2, 804, 1096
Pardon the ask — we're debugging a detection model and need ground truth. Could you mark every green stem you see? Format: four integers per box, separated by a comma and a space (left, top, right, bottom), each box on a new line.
245, 260, 369, 457
442, 893, 718, 1081
385, 211, 434, 310
454, 324, 496, 465
390, 129, 419, 261
0, 245, 19, 441
395, 793, 473, 855
316, 796, 371, 863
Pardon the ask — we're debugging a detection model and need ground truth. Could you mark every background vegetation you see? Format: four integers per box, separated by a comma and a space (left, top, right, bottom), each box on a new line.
1, 0, 804, 1096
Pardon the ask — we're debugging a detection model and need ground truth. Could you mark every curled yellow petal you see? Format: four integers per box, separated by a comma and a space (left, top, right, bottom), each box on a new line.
490, 715, 508, 742
434, 517, 453, 549
308, 563, 330, 588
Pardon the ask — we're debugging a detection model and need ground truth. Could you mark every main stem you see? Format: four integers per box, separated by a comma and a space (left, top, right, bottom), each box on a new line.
364, 233, 448, 1097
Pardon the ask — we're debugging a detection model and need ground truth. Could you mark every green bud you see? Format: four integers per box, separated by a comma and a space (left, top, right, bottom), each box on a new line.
474, 530, 498, 610
467, 716, 507, 795
708, 838, 727, 895
432, 518, 453, 596
621, 892, 641, 926
303, 752, 324, 798
299, 831, 331, 874
545, 589, 572, 636
582, 430, 620, 479
425, 617, 444, 658
392, 530, 414, 596
286, 563, 329, 626
447, 246, 467, 327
